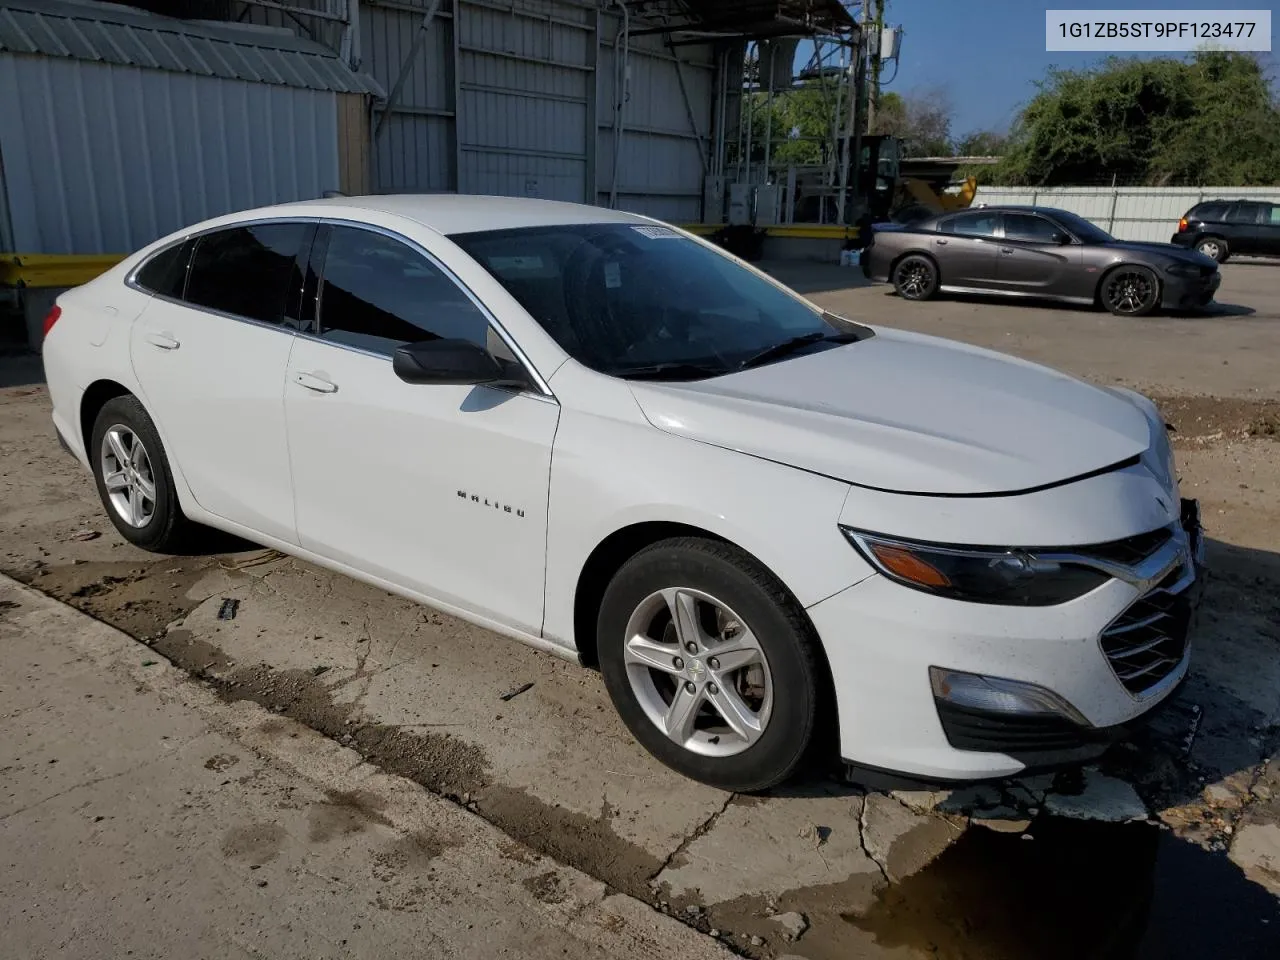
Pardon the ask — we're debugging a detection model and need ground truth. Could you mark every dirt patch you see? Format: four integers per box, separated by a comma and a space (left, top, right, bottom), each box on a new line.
14, 559, 218, 641
522, 869, 570, 905
476, 789, 663, 901
1152, 395, 1280, 445
372, 831, 453, 881
220, 822, 287, 865
203, 753, 240, 772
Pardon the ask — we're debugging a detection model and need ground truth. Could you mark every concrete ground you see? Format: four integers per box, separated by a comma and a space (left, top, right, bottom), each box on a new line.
0, 576, 734, 960
3, 259, 1280, 957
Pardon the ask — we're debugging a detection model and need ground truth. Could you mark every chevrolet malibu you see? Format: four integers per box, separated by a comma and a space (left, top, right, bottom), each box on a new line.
41, 195, 1204, 791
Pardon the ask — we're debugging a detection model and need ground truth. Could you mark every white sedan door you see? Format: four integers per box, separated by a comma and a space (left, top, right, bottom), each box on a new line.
130, 221, 314, 544
284, 223, 560, 635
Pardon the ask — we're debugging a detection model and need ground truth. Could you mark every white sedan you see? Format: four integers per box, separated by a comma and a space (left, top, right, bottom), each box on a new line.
42, 195, 1205, 790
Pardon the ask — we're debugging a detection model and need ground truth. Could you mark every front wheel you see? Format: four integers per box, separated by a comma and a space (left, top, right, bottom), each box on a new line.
597, 538, 824, 792
892, 254, 939, 301
1101, 265, 1160, 317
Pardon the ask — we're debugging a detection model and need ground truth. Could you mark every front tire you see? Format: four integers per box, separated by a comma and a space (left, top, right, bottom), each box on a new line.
1101, 265, 1160, 317
90, 395, 200, 552
892, 254, 939, 301
597, 537, 823, 792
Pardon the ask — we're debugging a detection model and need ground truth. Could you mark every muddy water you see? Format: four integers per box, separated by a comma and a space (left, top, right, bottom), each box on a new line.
845, 817, 1280, 960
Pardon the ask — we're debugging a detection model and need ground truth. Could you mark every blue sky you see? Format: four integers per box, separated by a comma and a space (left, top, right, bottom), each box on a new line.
814, 0, 1274, 136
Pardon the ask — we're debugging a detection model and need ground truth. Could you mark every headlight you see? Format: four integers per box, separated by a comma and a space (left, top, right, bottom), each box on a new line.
1145, 418, 1178, 490
841, 529, 1109, 606
1164, 262, 1202, 277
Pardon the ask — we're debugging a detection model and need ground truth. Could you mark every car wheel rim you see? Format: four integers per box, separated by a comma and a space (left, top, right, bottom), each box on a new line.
898, 261, 933, 298
1104, 270, 1156, 315
100, 425, 157, 528
622, 588, 774, 758
1199, 241, 1219, 258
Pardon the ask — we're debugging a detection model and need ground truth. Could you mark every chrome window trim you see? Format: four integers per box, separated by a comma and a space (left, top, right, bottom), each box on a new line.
122, 214, 557, 403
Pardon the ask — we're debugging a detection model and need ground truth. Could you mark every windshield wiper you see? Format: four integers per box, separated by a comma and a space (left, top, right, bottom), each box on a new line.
738, 331, 858, 371
612, 362, 728, 381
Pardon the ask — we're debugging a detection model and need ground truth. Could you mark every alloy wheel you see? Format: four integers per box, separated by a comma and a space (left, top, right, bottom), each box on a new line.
622, 587, 773, 758
896, 260, 934, 299
1103, 269, 1157, 315
1197, 240, 1221, 260
100, 425, 157, 528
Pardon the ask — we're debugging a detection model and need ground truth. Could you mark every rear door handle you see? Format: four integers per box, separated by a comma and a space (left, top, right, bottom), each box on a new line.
146, 332, 180, 350
935, 238, 948, 245
294, 371, 338, 394
1000, 247, 1014, 255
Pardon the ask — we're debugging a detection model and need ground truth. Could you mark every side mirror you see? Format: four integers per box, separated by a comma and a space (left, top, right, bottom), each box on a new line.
1052, 231, 1072, 245
392, 338, 526, 388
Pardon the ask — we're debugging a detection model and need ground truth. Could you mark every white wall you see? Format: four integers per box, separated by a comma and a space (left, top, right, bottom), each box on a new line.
973, 185, 1280, 242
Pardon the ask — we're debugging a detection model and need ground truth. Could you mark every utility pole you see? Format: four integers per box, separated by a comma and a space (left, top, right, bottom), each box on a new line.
866, 0, 885, 135
838, 0, 871, 224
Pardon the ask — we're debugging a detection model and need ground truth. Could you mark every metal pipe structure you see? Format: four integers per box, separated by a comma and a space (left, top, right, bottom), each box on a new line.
608, 0, 631, 208
373, 0, 443, 142
762, 40, 775, 181
742, 41, 756, 183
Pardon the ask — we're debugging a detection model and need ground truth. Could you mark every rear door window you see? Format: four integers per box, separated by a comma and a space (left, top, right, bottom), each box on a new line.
184, 223, 312, 327
1227, 202, 1265, 225
939, 211, 1000, 238
1268, 204, 1280, 225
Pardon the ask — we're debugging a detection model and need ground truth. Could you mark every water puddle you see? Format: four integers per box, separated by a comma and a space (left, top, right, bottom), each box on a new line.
844, 817, 1280, 959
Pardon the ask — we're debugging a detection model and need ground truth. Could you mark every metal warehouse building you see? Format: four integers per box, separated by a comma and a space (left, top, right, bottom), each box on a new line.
0, 0, 853, 341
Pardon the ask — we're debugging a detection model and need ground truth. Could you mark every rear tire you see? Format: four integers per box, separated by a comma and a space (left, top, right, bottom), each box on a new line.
596, 537, 823, 792
1194, 236, 1229, 263
892, 254, 939, 301
90, 395, 201, 553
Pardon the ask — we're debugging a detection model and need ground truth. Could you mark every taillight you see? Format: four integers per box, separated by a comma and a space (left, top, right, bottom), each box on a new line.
1178, 217, 1188, 232
42, 305, 62, 338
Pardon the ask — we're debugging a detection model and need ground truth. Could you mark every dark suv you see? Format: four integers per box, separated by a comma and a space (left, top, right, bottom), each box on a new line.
1171, 199, 1280, 262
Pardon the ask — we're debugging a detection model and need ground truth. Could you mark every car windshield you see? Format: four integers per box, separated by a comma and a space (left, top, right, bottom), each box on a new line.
1051, 210, 1114, 244
448, 222, 854, 379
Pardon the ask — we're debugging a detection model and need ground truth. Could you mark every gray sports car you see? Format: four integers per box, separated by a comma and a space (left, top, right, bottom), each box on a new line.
861, 205, 1221, 316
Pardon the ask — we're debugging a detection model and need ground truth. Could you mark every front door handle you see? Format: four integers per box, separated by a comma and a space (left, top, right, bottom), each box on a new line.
146, 332, 180, 350
935, 238, 948, 245
1000, 247, 1014, 255
294, 371, 338, 394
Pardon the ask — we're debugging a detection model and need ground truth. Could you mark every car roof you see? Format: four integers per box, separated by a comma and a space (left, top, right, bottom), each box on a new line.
951, 204, 1076, 216
256, 193, 657, 235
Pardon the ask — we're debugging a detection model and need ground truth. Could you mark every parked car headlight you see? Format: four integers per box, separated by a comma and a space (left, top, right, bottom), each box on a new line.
840, 529, 1109, 606
1146, 418, 1178, 491
1164, 262, 1203, 277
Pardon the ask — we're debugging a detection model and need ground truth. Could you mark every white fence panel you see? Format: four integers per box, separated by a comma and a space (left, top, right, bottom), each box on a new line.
973, 186, 1280, 241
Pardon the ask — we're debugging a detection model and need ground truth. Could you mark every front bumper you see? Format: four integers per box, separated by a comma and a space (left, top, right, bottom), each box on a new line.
811, 499, 1206, 782
1161, 268, 1221, 309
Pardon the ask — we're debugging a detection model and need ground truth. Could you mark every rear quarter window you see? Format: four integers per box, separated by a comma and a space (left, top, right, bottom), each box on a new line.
1190, 203, 1228, 222
133, 239, 193, 298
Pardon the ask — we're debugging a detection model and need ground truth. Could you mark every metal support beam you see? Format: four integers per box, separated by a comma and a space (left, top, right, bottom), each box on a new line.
235, 0, 348, 22
671, 49, 709, 175
373, 0, 443, 142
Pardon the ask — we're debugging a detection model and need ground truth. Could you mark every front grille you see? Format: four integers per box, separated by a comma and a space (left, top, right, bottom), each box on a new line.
1100, 566, 1193, 694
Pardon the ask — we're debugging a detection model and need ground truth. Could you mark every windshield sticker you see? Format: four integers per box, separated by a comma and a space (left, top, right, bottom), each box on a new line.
604, 261, 622, 288
487, 255, 545, 271
630, 224, 681, 240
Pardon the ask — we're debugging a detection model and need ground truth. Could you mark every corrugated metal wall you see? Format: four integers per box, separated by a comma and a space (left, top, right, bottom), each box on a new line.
974, 185, 1280, 242
0, 54, 341, 254
350, 0, 717, 220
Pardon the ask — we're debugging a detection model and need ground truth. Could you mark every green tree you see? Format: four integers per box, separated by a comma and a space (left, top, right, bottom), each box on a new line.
994, 50, 1280, 186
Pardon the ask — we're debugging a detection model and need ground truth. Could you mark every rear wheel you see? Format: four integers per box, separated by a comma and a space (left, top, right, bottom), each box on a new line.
90, 395, 200, 552
1194, 237, 1229, 263
1101, 265, 1160, 317
892, 254, 939, 301
597, 538, 823, 792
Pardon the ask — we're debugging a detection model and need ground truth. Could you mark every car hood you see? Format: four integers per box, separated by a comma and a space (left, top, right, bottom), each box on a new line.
1103, 240, 1217, 268
627, 328, 1154, 496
